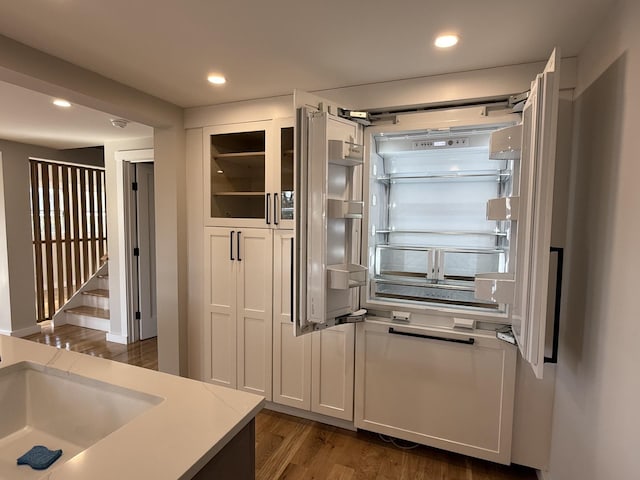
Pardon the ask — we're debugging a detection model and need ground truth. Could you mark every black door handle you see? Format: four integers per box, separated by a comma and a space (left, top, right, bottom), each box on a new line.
265, 193, 271, 225
237, 231, 242, 261
230, 230, 235, 260
388, 327, 475, 345
274, 192, 279, 225
290, 237, 294, 322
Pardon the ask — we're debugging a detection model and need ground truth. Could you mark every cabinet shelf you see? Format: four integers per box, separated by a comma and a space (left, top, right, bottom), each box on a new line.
328, 264, 367, 289
212, 191, 265, 197
213, 151, 266, 159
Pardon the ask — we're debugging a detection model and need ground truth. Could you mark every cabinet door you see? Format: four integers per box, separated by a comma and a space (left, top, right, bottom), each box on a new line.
311, 324, 355, 420
355, 321, 516, 464
203, 122, 271, 228
271, 118, 295, 229
272, 230, 312, 409
236, 228, 274, 399
204, 227, 237, 388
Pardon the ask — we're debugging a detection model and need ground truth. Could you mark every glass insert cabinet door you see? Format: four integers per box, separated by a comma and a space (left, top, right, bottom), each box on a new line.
204, 120, 294, 228
210, 129, 266, 220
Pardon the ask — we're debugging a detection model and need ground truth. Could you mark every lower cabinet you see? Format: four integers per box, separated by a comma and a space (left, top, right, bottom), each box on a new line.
272, 230, 355, 421
204, 227, 273, 400
355, 320, 517, 465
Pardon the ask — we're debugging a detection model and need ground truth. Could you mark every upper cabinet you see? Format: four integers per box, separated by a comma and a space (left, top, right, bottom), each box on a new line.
203, 119, 294, 229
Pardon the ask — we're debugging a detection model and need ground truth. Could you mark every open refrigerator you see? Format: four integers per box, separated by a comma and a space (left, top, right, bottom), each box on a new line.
294, 50, 560, 380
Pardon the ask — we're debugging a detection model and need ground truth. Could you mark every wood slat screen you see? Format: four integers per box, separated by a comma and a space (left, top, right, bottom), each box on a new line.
29, 160, 108, 322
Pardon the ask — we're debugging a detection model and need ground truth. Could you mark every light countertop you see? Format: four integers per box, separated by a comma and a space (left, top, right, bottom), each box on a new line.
0, 335, 265, 479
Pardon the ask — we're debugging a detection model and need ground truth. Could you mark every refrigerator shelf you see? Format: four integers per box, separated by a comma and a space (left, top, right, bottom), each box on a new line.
474, 273, 515, 304
375, 229, 508, 237
376, 244, 506, 254
375, 170, 511, 184
328, 264, 367, 289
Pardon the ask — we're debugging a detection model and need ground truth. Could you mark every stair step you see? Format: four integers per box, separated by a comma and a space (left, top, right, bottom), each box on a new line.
66, 306, 110, 319
82, 289, 109, 298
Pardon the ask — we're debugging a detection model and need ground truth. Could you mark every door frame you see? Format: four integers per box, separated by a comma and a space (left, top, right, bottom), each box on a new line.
115, 148, 155, 343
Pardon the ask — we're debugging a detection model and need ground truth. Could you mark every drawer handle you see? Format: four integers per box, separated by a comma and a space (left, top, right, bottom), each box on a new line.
388, 327, 475, 345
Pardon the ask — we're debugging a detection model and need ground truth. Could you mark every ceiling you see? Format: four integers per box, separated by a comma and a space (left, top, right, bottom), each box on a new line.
0, 0, 616, 148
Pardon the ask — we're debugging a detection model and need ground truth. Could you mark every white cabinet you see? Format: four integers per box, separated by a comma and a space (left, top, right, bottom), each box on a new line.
204, 227, 273, 399
355, 320, 517, 464
272, 229, 355, 420
203, 120, 294, 229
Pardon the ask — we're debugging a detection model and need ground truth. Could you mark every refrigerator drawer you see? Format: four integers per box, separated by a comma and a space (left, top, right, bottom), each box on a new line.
355, 320, 517, 464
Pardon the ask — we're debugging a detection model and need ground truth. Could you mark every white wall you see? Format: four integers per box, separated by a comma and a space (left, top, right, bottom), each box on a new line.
548, 1, 640, 478
0, 36, 187, 375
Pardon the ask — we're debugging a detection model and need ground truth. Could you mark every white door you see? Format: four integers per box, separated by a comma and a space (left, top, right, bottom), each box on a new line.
136, 163, 157, 340
204, 227, 238, 387
474, 50, 560, 379
272, 230, 312, 409
294, 90, 366, 337
236, 228, 273, 399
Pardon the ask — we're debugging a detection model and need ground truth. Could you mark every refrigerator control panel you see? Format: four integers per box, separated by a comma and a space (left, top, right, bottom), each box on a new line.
412, 137, 469, 150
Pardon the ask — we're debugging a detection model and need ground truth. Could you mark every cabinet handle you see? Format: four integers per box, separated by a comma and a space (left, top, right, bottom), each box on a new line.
290, 237, 294, 323
265, 193, 271, 225
274, 193, 279, 225
230, 230, 235, 260
237, 231, 242, 261
388, 327, 475, 345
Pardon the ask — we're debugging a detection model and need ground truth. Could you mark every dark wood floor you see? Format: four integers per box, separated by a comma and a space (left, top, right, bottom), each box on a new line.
24, 324, 536, 480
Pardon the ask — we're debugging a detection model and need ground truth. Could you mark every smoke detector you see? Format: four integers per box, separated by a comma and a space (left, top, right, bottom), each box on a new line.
110, 118, 129, 129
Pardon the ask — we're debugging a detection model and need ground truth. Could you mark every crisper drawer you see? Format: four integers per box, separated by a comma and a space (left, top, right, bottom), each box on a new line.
354, 320, 516, 464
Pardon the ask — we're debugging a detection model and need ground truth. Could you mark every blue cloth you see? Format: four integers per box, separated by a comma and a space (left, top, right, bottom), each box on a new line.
16, 445, 63, 470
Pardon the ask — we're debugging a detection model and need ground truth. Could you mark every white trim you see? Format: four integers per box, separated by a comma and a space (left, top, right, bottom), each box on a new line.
106, 332, 128, 344
264, 401, 356, 431
0, 324, 42, 338
113, 148, 154, 345
537, 469, 551, 480
117, 148, 154, 163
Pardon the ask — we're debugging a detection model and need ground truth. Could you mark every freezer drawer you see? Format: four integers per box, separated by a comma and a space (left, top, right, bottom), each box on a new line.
355, 320, 517, 464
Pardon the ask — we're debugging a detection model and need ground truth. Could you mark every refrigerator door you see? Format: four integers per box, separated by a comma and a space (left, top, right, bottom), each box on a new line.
511, 50, 560, 379
294, 91, 365, 336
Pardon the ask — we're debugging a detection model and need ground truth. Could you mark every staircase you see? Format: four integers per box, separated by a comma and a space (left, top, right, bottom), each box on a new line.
52, 264, 110, 331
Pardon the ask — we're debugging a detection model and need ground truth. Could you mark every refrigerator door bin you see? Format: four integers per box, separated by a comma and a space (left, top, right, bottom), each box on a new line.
328, 199, 364, 219
486, 197, 520, 221
474, 273, 516, 304
328, 264, 367, 289
489, 124, 522, 160
328, 140, 364, 166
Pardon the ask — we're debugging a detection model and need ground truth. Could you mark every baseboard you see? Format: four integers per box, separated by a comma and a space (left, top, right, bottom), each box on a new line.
264, 401, 357, 431
537, 469, 551, 480
106, 333, 128, 344
65, 314, 110, 332
2, 324, 43, 338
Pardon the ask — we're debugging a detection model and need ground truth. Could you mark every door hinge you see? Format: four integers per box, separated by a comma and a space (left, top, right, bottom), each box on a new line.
135, 311, 141, 320
132, 181, 138, 191
133, 247, 140, 256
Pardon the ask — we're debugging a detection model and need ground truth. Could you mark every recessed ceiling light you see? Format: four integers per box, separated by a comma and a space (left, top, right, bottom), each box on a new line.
207, 74, 226, 85
434, 34, 459, 48
53, 98, 71, 108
